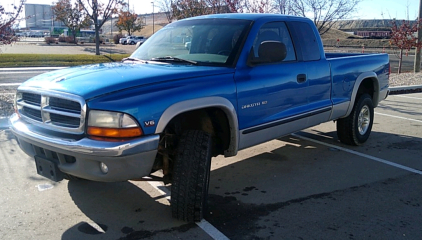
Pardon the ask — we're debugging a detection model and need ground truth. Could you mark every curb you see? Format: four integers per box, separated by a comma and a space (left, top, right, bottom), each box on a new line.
389, 85, 422, 95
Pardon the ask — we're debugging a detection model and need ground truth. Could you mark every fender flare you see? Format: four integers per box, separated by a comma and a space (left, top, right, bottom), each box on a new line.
155, 97, 239, 157
345, 72, 380, 117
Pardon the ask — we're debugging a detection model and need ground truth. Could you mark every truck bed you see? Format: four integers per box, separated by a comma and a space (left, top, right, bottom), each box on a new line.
326, 53, 390, 114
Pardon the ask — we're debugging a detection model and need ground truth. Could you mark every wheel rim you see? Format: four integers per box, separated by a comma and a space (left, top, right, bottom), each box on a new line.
358, 105, 370, 135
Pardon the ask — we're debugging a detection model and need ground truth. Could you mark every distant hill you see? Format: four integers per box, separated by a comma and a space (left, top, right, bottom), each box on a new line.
332, 19, 416, 31
320, 27, 355, 39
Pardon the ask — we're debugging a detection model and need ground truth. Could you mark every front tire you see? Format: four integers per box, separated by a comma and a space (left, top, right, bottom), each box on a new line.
337, 94, 374, 145
171, 130, 212, 222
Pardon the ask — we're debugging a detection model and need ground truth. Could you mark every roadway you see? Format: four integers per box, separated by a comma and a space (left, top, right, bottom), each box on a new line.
0, 71, 422, 239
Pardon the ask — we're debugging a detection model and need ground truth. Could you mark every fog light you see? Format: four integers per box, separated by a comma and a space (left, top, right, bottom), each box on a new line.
100, 162, 109, 174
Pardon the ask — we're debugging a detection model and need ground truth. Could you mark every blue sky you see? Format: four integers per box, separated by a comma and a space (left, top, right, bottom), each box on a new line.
3, 0, 420, 20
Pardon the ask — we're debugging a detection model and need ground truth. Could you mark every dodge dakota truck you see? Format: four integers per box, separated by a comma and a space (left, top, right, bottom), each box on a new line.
10, 14, 390, 222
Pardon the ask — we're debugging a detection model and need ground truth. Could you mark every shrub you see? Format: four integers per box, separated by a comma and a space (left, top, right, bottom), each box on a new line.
113, 33, 124, 44
58, 36, 66, 42
44, 37, 56, 44
65, 37, 77, 44
58, 36, 77, 43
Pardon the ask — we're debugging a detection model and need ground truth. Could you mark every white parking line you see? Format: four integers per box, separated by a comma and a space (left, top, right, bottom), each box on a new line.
395, 95, 422, 100
0, 71, 47, 75
292, 133, 422, 175
0, 83, 20, 86
147, 181, 230, 240
375, 112, 422, 123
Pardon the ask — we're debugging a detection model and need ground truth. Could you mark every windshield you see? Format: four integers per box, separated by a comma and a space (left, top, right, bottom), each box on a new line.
130, 18, 252, 66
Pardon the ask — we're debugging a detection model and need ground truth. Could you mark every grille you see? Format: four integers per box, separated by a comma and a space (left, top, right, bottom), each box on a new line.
49, 97, 81, 113
16, 90, 85, 133
22, 92, 41, 105
50, 113, 80, 127
22, 106, 42, 121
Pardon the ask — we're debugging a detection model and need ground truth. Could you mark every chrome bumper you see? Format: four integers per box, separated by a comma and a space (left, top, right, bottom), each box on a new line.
9, 113, 159, 182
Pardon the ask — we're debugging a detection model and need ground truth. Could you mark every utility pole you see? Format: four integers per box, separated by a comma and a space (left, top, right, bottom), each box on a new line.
415, 0, 422, 72
151, 2, 154, 34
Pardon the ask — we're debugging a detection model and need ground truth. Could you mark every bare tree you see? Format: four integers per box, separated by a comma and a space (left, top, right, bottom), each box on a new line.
77, 0, 124, 55
171, 0, 275, 19
204, 0, 229, 14
225, 0, 245, 13
53, 0, 91, 43
390, 19, 422, 74
0, 0, 24, 45
172, 0, 210, 20
290, 0, 361, 35
244, 0, 273, 13
157, 0, 174, 23
273, 0, 292, 14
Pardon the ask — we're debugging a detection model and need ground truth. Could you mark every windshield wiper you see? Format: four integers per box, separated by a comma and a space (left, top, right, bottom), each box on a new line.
122, 57, 147, 63
150, 56, 197, 65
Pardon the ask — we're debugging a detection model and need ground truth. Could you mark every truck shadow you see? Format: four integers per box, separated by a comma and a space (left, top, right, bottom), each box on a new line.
60, 130, 422, 239
61, 180, 190, 240
205, 130, 422, 238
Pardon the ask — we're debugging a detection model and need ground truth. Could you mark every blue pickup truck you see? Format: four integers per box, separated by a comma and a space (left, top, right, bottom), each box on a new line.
10, 14, 389, 222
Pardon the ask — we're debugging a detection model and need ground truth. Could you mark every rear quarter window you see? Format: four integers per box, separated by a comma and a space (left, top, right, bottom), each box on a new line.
289, 21, 321, 61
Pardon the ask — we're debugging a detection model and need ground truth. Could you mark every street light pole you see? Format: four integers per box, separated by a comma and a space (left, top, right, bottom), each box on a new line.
151, 2, 154, 34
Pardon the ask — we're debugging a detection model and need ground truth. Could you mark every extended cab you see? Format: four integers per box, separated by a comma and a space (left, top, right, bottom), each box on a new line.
10, 14, 389, 222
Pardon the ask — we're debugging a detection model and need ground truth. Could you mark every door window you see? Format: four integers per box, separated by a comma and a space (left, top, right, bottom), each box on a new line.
252, 22, 296, 62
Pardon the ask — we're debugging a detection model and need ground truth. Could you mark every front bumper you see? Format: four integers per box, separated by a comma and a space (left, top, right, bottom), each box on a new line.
9, 113, 159, 182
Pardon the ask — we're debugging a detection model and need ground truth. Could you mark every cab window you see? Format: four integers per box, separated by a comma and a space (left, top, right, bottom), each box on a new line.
252, 22, 297, 62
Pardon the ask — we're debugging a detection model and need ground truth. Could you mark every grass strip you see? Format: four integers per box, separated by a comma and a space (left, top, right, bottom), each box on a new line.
0, 54, 130, 67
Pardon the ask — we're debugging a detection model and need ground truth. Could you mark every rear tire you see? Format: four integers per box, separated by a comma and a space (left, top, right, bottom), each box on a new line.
171, 130, 212, 222
337, 94, 374, 145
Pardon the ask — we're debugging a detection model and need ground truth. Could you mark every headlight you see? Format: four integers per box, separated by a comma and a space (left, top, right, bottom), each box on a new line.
87, 110, 143, 138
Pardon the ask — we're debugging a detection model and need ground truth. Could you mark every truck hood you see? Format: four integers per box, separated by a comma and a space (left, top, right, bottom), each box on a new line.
20, 62, 234, 100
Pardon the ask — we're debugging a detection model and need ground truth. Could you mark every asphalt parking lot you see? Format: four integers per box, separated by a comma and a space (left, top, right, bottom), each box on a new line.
0, 88, 422, 239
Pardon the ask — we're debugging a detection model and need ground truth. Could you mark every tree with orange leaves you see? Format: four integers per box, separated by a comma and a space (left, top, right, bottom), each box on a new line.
52, 0, 91, 44
115, 10, 143, 36
390, 19, 422, 73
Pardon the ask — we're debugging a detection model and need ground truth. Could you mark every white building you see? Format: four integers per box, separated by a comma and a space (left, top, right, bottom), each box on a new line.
24, 4, 65, 30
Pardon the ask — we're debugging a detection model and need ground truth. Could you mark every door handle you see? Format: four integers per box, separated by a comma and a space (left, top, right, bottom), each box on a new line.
297, 74, 307, 83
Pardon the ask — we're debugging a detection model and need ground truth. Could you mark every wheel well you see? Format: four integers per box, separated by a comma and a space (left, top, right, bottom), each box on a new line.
152, 108, 231, 181
168, 108, 231, 155
357, 78, 375, 100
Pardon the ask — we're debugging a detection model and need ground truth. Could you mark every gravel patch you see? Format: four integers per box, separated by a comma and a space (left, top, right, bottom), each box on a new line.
389, 72, 422, 87
0, 86, 17, 118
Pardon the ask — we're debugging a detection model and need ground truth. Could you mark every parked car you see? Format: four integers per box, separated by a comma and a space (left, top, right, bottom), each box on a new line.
10, 13, 390, 223
120, 36, 145, 45
185, 41, 191, 50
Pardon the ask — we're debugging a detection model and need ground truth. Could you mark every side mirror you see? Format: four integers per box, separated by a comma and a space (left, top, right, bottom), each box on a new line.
247, 41, 287, 66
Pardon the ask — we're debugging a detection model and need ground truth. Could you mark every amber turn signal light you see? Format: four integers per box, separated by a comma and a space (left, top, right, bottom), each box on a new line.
87, 126, 143, 138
